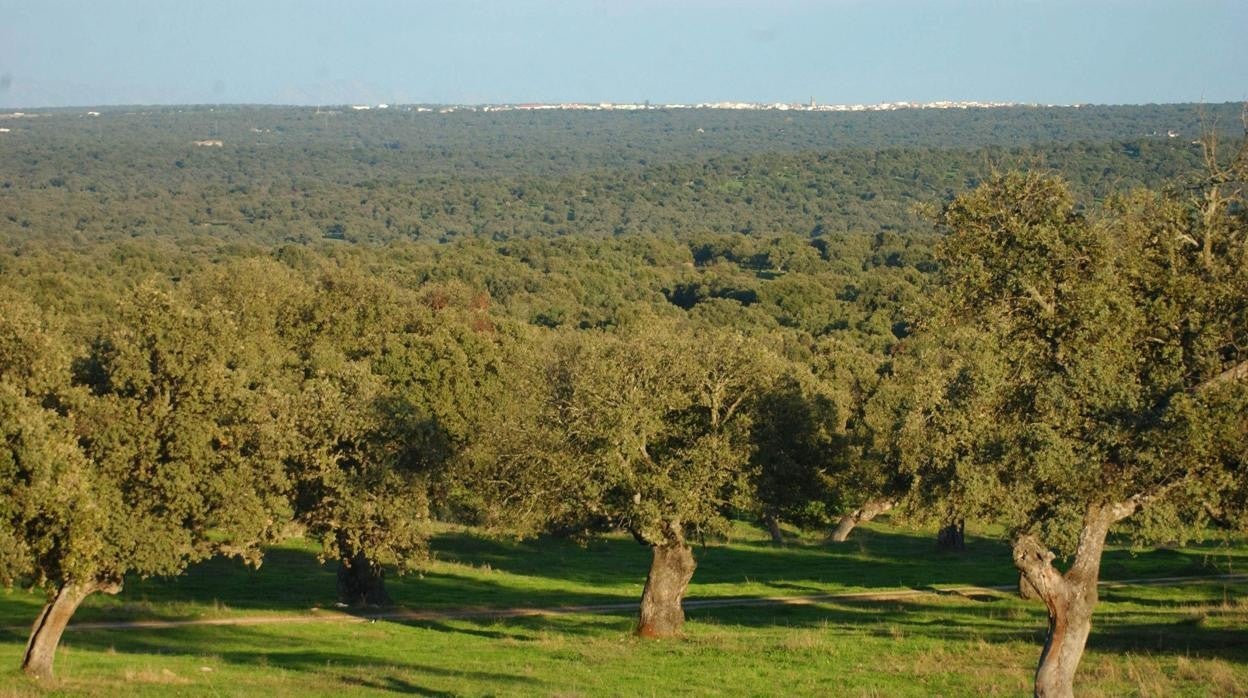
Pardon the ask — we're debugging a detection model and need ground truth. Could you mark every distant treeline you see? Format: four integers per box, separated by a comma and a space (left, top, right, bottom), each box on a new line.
0, 126, 1233, 250
3, 102, 1241, 179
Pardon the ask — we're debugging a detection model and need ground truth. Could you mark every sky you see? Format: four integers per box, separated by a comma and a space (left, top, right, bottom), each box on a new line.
0, 0, 1244, 108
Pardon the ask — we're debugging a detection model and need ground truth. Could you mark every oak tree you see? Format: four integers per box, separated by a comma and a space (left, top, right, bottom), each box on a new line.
461, 318, 778, 636
2, 286, 291, 678
881, 166, 1247, 697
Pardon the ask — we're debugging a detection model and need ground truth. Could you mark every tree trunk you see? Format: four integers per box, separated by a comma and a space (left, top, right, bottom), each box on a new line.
936, 519, 966, 551
1013, 504, 1120, 698
1019, 572, 1042, 601
337, 549, 391, 607
763, 516, 784, 544
829, 499, 894, 542
23, 577, 122, 679
637, 541, 696, 638
1032, 582, 1096, 698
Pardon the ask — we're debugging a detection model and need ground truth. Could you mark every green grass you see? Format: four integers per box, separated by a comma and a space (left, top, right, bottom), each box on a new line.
0, 520, 1245, 696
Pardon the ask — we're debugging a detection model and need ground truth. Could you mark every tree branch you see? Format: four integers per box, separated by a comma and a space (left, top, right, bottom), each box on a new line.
1202, 500, 1232, 528
1020, 282, 1055, 315
1196, 359, 1248, 392
1107, 496, 1145, 523
1107, 479, 1184, 523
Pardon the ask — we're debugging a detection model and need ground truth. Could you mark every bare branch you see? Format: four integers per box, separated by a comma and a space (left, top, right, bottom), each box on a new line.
1020, 282, 1055, 315
1203, 501, 1232, 528
1195, 358, 1248, 393
1107, 496, 1145, 523
1108, 479, 1185, 523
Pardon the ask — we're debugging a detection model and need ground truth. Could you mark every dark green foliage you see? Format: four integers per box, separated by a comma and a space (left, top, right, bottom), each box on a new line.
867, 151, 1247, 694
885, 168, 1247, 550
0, 284, 293, 595
460, 319, 780, 545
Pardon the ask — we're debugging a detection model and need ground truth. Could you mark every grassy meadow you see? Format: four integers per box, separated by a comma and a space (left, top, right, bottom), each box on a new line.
0, 521, 1244, 696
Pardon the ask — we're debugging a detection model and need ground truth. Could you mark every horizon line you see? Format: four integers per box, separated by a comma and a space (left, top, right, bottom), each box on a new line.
4, 99, 1243, 113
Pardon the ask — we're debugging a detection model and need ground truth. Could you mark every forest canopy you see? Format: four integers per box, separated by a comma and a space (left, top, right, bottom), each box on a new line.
0, 103, 1244, 695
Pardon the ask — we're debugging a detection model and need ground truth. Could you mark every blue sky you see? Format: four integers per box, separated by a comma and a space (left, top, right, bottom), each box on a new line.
0, 0, 1244, 108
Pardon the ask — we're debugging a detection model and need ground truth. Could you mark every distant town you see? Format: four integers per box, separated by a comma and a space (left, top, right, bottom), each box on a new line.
0, 100, 1096, 122
344, 99, 1049, 114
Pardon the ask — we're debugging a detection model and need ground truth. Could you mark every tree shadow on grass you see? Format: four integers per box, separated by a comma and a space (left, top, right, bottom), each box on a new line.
343, 675, 457, 697
1098, 544, 1245, 581
1098, 581, 1245, 609
912, 585, 1013, 603
365, 579, 1247, 665
429, 525, 1240, 600
685, 584, 1248, 662
383, 568, 641, 612
378, 611, 637, 642
689, 595, 1035, 638
3, 523, 1238, 650
32, 526, 1003, 626
33, 543, 636, 625
426, 530, 651, 587
429, 526, 1022, 593
44, 623, 545, 691
31, 545, 343, 624
4, 578, 1241, 688
370, 617, 529, 641
0, 596, 44, 632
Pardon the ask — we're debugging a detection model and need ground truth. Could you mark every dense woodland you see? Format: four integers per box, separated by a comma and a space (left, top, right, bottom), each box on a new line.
1, 103, 1245, 697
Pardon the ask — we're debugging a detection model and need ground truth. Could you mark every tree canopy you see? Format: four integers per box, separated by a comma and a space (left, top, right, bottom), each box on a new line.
872, 158, 1247, 695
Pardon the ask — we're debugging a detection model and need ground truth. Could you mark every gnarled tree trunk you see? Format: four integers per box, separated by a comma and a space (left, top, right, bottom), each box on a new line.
637, 537, 696, 638
936, 519, 966, 551
1013, 503, 1125, 698
337, 548, 391, 607
763, 515, 784, 544
23, 576, 122, 679
1019, 572, 1042, 601
829, 499, 894, 542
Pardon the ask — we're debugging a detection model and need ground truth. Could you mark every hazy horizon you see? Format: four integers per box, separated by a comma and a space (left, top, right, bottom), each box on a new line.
3, 99, 1244, 112
1, 0, 1245, 110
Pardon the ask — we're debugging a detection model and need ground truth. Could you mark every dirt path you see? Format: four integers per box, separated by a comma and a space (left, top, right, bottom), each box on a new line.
22, 572, 1247, 633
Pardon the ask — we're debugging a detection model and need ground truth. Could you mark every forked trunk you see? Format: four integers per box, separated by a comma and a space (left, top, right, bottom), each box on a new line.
764, 516, 784, 544
337, 549, 391, 607
1013, 504, 1118, 698
936, 519, 966, 551
23, 577, 122, 679
829, 499, 894, 542
637, 542, 696, 638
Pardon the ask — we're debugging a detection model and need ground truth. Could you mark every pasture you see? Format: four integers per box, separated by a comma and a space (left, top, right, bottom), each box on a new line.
1, 521, 1244, 696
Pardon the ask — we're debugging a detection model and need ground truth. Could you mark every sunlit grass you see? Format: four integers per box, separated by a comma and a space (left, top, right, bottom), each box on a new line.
0, 520, 1244, 695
